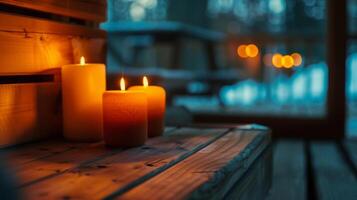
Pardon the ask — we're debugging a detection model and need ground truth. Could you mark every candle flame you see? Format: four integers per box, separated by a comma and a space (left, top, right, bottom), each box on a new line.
143, 76, 149, 87
80, 56, 85, 65
120, 77, 126, 91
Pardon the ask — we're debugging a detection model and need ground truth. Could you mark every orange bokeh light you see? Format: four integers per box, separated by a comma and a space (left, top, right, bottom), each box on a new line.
291, 53, 302, 66
282, 55, 294, 68
272, 53, 283, 68
245, 44, 259, 57
237, 45, 248, 58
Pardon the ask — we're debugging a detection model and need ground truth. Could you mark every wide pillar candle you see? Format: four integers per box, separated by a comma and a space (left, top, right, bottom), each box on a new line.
103, 78, 147, 147
61, 57, 106, 142
129, 77, 166, 137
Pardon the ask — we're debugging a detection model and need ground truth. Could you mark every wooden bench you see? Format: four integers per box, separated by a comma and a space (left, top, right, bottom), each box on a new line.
267, 139, 357, 200
1, 124, 271, 199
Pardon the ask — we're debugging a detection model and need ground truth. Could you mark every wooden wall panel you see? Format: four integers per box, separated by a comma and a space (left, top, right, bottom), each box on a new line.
0, 12, 105, 37
0, 81, 61, 148
0, 0, 106, 21
0, 31, 72, 74
0, 3, 106, 147
0, 31, 106, 74
71, 38, 106, 64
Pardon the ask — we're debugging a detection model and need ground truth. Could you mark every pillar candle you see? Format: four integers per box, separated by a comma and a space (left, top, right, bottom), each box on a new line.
62, 57, 106, 142
129, 76, 166, 137
103, 78, 147, 147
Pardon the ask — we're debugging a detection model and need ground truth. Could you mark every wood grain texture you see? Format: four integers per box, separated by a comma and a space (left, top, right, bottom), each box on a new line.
20, 128, 228, 199
0, 0, 106, 21
311, 142, 357, 200
0, 12, 105, 37
7, 128, 178, 186
116, 129, 270, 200
266, 140, 306, 200
0, 29, 105, 74
13, 142, 114, 187
3, 140, 76, 166
0, 31, 72, 74
224, 145, 272, 200
0, 82, 61, 148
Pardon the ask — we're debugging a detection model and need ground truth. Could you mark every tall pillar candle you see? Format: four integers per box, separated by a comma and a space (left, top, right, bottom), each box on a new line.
61, 57, 106, 142
103, 78, 147, 147
129, 76, 166, 137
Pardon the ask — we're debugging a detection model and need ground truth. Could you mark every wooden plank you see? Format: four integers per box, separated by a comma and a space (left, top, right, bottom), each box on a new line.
0, 31, 105, 74
8, 127, 175, 186
5, 128, 179, 184
14, 142, 114, 187
0, 31, 72, 74
8, 127, 178, 186
0, 12, 105, 37
0, 82, 61, 148
311, 142, 357, 199
3, 140, 77, 166
224, 145, 272, 200
115, 129, 270, 200
0, 0, 106, 21
20, 127, 228, 199
266, 140, 307, 200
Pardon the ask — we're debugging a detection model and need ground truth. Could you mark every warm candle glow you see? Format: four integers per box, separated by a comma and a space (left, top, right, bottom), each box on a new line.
143, 76, 149, 87
62, 61, 106, 142
120, 77, 126, 91
80, 56, 85, 65
129, 80, 166, 137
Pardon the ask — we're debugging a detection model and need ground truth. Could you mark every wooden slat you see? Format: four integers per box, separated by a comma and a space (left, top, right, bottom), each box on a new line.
266, 140, 307, 200
0, 12, 105, 37
0, 0, 106, 21
0, 31, 72, 74
0, 82, 61, 148
7, 127, 177, 185
20, 127, 228, 199
115, 129, 270, 200
7, 127, 177, 186
224, 145, 272, 200
0, 29, 105, 74
14, 142, 114, 187
5, 128, 172, 163
3, 140, 77, 166
311, 142, 357, 199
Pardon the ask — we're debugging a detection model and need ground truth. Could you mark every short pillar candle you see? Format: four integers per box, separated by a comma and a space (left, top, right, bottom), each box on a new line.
103, 78, 147, 147
129, 76, 166, 137
61, 57, 106, 142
